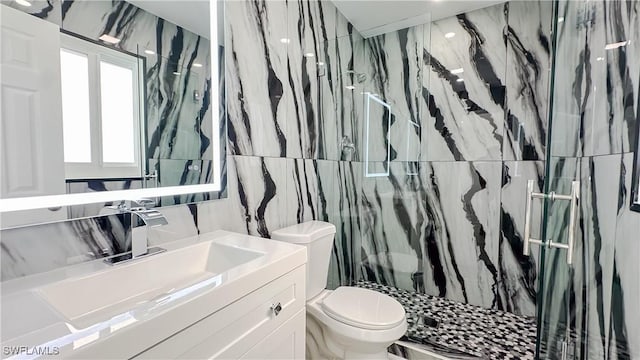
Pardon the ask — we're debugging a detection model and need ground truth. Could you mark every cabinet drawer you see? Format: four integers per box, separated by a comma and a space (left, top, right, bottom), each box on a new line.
240, 308, 305, 359
135, 265, 305, 359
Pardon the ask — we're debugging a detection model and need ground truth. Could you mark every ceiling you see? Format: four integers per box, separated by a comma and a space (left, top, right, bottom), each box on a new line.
127, 0, 218, 41
331, 0, 507, 37
126, 0, 506, 42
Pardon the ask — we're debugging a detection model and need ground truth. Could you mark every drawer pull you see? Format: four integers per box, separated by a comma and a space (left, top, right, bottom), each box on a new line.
271, 302, 282, 316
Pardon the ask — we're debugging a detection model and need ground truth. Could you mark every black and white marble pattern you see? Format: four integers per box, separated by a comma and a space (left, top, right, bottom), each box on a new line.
212, 155, 319, 239
608, 152, 640, 359
60, 0, 213, 165
225, 0, 353, 159
360, 162, 426, 291
317, 160, 363, 288
318, 32, 366, 161
363, 25, 425, 163
318, 2, 552, 317
498, 161, 544, 318
421, 161, 502, 309
538, 154, 635, 360
423, 4, 507, 162
357, 281, 537, 360
0, 215, 127, 281
550, 0, 640, 158
503, 1, 552, 161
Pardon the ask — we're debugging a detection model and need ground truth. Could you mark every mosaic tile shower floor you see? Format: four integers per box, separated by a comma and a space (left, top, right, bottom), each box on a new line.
355, 281, 537, 359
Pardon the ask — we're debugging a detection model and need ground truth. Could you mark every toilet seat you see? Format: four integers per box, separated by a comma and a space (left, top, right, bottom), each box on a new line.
306, 288, 408, 359
321, 287, 406, 330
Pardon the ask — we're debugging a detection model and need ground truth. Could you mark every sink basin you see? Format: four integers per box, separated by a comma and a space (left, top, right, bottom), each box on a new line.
38, 240, 264, 326
1, 230, 307, 359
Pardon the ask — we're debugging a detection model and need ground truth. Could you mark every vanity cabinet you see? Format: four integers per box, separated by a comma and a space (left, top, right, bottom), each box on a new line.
134, 265, 306, 359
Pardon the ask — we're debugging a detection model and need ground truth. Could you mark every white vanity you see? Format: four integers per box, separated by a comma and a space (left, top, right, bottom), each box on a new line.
0, 231, 307, 359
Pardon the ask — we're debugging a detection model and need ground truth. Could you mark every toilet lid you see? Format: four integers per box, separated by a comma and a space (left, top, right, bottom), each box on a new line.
321, 287, 406, 330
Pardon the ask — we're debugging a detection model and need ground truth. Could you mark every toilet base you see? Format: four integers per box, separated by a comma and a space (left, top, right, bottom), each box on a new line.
306, 313, 393, 360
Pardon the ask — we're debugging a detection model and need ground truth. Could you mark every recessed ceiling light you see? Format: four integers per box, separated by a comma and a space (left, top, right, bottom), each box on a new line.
444, 32, 456, 39
345, 85, 356, 90
280, 38, 291, 44
99, 34, 121, 44
15, 0, 31, 7
144, 49, 155, 55
558, 17, 564, 23
304, 52, 315, 58
450, 68, 464, 74
605, 40, 630, 50
317, 61, 325, 66
456, 78, 464, 82
596, 57, 605, 61
173, 72, 181, 76
193, 63, 203, 68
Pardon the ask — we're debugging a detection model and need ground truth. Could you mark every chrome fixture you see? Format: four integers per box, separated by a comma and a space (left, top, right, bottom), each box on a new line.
271, 302, 282, 316
340, 136, 356, 161
103, 199, 168, 265
143, 170, 158, 188
523, 180, 580, 265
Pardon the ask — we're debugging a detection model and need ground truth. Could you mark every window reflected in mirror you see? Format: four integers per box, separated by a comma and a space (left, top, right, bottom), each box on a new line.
60, 33, 143, 179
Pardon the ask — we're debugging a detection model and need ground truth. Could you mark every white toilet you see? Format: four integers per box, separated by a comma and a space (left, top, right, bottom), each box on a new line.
272, 221, 407, 360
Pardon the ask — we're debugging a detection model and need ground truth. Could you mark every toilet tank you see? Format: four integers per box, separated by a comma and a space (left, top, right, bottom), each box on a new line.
271, 221, 336, 300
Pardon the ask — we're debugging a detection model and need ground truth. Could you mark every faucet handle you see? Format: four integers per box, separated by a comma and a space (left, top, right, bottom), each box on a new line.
125, 198, 157, 210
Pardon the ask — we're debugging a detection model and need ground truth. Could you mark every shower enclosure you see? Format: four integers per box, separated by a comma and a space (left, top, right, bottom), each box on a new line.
536, 1, 638, 359
318, 0, 639, 359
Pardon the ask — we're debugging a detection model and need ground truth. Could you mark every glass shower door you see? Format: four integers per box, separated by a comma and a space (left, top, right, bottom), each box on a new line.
533, 0, 638, 359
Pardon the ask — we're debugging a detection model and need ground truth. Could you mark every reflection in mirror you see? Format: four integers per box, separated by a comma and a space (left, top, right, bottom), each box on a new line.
0, 0, 225, 227
60, 33, 144, 180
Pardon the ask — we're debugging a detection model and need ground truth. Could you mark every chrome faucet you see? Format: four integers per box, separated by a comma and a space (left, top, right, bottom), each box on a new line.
102, 199, 168, 264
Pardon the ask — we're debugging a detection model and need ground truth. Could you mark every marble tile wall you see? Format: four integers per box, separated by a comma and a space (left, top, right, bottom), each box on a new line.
551, 0, 639, 158
424, 4, 507, 162
0, 0, 351, 281
225, 0, 352, 158
504, 1, 551, 161
320, 2, 553, 317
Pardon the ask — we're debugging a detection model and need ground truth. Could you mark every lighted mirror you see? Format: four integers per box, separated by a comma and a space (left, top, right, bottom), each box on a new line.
0, 0, 224, 228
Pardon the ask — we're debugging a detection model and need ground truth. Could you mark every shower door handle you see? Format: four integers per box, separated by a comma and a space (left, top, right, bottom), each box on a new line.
523, 180, 580, 265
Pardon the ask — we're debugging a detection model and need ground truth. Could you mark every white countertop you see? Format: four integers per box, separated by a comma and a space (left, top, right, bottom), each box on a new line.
0, 231, 306, 359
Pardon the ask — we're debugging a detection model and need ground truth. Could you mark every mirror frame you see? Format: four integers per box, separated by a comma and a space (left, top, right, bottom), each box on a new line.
0, 0, 222, 215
